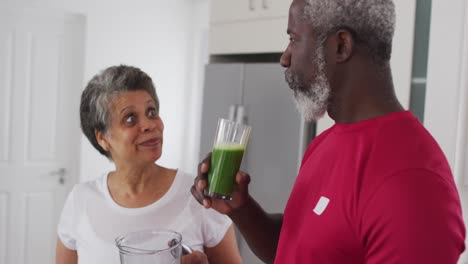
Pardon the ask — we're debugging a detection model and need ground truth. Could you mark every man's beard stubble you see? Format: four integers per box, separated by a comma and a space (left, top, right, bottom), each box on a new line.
284, 48, 331, 122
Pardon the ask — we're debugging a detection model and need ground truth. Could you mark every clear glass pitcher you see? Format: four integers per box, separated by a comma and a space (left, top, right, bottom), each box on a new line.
115, 229, 191, 264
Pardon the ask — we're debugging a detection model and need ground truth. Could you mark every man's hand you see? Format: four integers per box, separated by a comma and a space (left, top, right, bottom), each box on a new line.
181, 251, 209, 264
190, 153, 251, 215
191, 154, 282, 263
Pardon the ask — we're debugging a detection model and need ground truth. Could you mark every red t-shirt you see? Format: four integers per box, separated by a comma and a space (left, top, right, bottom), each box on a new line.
275, 111, 466, 263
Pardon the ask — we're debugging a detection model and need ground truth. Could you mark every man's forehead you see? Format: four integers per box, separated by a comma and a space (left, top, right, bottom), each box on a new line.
289, 0, 308, 22
288, 0, 308, 31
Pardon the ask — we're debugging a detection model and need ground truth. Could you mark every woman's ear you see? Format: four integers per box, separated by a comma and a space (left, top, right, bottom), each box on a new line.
95, 130, 109, 151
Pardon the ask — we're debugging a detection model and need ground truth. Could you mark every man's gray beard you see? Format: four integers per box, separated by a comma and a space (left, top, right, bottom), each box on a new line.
285, 66, 330, 122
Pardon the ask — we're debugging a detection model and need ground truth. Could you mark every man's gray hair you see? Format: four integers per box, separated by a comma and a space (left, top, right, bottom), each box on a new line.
80, 65, 159, 158
304, 0, 395, 63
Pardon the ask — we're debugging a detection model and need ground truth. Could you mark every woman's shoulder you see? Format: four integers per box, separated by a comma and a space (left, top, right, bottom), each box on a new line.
173, 169, 200, 193
69, 173, 108, 197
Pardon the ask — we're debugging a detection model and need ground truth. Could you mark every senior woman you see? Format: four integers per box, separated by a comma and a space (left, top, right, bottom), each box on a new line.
56, 65, 242, 264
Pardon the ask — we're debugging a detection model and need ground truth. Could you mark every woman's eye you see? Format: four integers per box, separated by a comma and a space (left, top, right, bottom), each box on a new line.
125, 115, 135, 124
148, 109, 157, 117
289, 37, 295, 44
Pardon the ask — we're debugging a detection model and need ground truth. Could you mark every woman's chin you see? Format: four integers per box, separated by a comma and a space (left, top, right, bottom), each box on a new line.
146, 150, 162, 163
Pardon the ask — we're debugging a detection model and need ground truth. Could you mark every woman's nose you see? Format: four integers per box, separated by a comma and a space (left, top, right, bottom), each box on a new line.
142, 118, 156, 132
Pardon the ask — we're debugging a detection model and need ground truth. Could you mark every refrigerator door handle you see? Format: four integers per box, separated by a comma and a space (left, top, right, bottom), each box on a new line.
249, 0, 256, 11
228, 104, 247, 124
236, 105, 246, 125
228, 105, 237, 121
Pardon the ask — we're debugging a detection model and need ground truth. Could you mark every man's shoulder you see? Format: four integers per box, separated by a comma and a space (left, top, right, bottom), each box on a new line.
371, 112, 446, 164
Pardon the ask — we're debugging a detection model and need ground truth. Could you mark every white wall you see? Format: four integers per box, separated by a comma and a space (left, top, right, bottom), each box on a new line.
181, 0, 211, 174
3, 0, 210, 181
425, 0, 467, 262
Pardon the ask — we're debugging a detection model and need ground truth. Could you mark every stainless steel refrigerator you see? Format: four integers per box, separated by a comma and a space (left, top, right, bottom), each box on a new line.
199, 63, 314, 263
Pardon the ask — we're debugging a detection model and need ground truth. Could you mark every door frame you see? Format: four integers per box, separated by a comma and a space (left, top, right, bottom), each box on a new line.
425, 0, 467, 262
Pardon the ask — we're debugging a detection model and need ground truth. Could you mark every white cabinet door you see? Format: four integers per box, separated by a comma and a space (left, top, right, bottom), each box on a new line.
209, 0, 292, 54
0, 9, 85, 264
211, 0, 252, 23
211, 0, 290, 24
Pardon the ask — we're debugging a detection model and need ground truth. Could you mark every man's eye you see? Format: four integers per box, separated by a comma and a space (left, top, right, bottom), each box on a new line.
289, 37, 296, 43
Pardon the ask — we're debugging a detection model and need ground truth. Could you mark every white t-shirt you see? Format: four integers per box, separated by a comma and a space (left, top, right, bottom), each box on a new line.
57, 170, 232, 264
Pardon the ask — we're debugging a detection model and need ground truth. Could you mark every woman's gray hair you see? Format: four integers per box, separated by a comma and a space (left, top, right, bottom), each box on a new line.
303, 0, 395, 64
80, 65, 159, 158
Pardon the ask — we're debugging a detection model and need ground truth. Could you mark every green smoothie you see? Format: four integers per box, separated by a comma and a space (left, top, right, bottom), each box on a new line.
208, 143, 245, 200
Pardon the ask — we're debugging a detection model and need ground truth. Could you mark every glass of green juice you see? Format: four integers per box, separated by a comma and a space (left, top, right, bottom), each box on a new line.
207, 118, 252, 200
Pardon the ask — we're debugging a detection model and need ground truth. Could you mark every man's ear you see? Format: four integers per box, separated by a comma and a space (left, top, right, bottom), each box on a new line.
95, 130, 109, 151
332, 29, 355, 63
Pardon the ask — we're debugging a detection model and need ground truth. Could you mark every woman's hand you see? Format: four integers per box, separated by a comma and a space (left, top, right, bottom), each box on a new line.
190, 153, 251, 215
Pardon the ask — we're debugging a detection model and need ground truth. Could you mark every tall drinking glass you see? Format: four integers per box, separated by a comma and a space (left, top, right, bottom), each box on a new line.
207, 118, 251, 200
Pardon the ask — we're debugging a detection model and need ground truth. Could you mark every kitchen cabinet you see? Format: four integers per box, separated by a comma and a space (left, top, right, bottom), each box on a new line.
209, 0, 292, 54
210, 0, 290, 23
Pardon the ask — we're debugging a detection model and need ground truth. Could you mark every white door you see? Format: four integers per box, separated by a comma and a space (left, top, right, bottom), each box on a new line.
0, 9, 85, 264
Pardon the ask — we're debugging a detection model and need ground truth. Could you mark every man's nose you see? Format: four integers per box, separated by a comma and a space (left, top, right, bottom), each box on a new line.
280, 48, 291, 68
